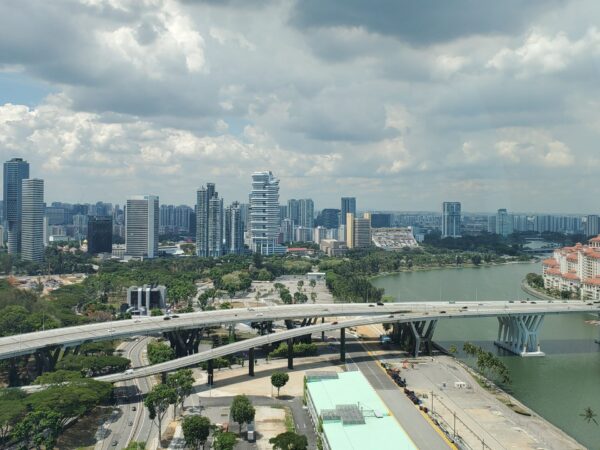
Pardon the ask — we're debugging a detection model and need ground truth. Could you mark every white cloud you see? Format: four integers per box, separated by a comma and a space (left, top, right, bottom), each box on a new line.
495, 129, 574, 167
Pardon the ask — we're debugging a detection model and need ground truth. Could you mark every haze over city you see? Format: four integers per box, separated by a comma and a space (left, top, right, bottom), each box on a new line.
1, 0, 600, 211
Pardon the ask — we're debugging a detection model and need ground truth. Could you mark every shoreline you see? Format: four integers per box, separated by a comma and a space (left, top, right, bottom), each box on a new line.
369, 258, 539, 280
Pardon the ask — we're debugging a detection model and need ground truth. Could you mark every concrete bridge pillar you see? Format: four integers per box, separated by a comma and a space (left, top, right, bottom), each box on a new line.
340, 327, 346, 363
248, 347, 255, 376
396, 320, 438, 357
165, 329, 202, 357
207, 359, 214, 385
34, 346, 62, 376
494, 314, 545, 356
287, 338, 294, 370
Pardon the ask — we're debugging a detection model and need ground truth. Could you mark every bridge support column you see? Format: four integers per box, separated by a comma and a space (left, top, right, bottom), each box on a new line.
494, 314, 545, 356
321, 317, 325, 341
165, 329, 202, 357
397, 320, 438, 357
34, 346, 62, 376
287, 338, 294, 370
340, 327, 346, 363
248, 348, 255, 376
207, 359, 214, 386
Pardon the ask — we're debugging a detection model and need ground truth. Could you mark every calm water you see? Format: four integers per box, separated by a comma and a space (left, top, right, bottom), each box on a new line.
372, 262, 600, 449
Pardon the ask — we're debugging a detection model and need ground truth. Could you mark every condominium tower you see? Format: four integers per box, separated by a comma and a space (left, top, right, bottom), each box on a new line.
196, 183, 223, 257
125, 195, 159, 259
3, 158, 30, 254
442, 202, 461, 238
250, 171, 283, 255
340, 197, 356, 226
225, 201, 244, 254
21, 178, 44, 262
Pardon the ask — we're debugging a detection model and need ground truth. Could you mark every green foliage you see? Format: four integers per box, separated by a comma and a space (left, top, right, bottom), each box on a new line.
525, 273, 544, 289
147, 341, 175, 365
279, 288, 293, 304
269, 342, 317, 359
150, 308, 164, 316
13, 409, 62, 450
55, 354, 130, 376
293, 291, 308, 304
269, 431, 309, 450
34, 370, 83, 385
463, 342, 511, 384
144, 384, 177, 439
424, 231, 525, 256
0, 389, 27, 442
167, 369, 195, 415
213, 430, 237, 450
182, 415, 211, 449
471, 254, 482, 266
123, 442, 146, 450
230, 394, 255, 434
271, 371, 290, 397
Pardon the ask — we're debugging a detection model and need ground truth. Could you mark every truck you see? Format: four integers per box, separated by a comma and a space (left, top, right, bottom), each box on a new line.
379, 334, 392, 345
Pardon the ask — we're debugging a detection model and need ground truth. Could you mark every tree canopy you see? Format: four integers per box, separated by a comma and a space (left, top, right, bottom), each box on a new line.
271, 371, 290, 397
269, 431, 309, 450
182, 415, 211, 449
230, 395, 255, 434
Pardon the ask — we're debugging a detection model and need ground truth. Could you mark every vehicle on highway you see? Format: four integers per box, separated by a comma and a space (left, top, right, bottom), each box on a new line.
128, 421, 133, 426
376, 301, 384, 306
521, 300, 527, 303
108, 328, 115, 333
331, 321, 338, 325
247, 308, 255, 311
388, 314, 394, 318
132, 406, 137, 411
440, 311, 446, 314
171, 315, 179, 318
134, 319, 141, 323
461, 306, 468, 310
112, 441, 118, 447
368, 304, 375, 307
163, 316, 171, 320
125, 369, 134, 374
256, 313, 263, 317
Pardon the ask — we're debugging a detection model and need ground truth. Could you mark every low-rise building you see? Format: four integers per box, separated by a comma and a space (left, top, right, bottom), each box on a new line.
542, 235, 600, 299
127, 284, 167, 315
305, 371, 417, 450
320, 239, 347, 257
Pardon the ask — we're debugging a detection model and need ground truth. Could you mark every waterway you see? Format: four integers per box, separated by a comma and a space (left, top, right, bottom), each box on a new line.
372, 262, 600, 449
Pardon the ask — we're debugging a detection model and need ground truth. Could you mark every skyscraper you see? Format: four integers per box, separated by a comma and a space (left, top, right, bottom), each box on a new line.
225, 202, 244, 254
196, 183, 223, 257
496, 208, 514, 237
287, 199, 300, 225
353, 215, 372, 248
340, 197, 356, 226
3, 158, 30, 254
345, 212, 355, 247
250, 171, 283, 255
298, 199, 314, 229
585, 215, 600, 237
21, 178, 44, 262
125, 195, 159, 259
316, 208, 340, 229
87, 216, 113, 254
442, 202, 461, 238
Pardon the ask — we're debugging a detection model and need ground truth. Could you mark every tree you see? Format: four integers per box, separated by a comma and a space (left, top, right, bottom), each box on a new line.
309, 279, 316, 289
150, 308, 163, 316
144, 384, 177, 442
269, 431, 309, 450
182, 415, 210, 449
123, 442, 146, 450
471, 255, 482, 266
230, 394, 255, 435
213, 430, 237, 450
310, 292, 317, 303
0, 389, 27, 443
271, 371, 290, 397
293, 291, 308, 304
167, 369, 195, 417
13, 409, 62, 450
297, 280, 304, 290
580, 406, 598, 425
34, 370, 83, 384
147, 341, 176, 365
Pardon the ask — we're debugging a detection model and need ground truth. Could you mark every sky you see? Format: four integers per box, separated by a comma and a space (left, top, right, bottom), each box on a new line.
1, 0, 600, 213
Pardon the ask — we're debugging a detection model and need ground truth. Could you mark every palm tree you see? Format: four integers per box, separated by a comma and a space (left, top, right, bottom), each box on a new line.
580, 407, 598, 425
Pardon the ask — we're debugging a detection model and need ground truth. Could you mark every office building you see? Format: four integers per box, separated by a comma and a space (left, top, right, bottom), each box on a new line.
287, 199, 300, 225
370, 213, 392, 229
3, 157, 30, 254
298, 199, 315, 229
127, 285, 166, 315
87, 216, 113, 254
353, 215, 372, 248
345, 213, 355, 247
496, 208, 513, 236
313, 226, 327, 244
316, 208, 340, 229
250, 171, 284, 255
73, 214, 88, 239
125, 195, 159, 259
340, 197, 356, 225
196, 184, 223, 257
295, 226, 313, 242
225, 202, 244, 254
21, 178, 44, 262
585, 215, 600, 237
281, 218, 294, 243
441, 202, 461, 238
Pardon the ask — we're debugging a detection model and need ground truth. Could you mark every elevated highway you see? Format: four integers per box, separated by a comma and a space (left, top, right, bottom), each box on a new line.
1, 301, 598, 360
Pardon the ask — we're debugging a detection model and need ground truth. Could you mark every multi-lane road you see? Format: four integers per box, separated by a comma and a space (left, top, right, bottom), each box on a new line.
1, 301, 598, 361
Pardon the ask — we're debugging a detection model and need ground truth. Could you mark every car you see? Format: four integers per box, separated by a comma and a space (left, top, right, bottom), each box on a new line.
107, 328, 115, 333
388, 314, 394, 318
331, 321, 338, 325
439, 311, 446, 314
368, 304, 375, 307
128, 421, 134, 426
171, 315, 179, 318
163, 316, 171, 321
134, 319, 141, 323
112, 441, 118, 447
520, 300, 527, 303
125, 369, 134, 374
461, 306, 468, 310
376, 302, 384, 306
255, 313, 263, 317
132, 406, 137, 411
508, 300, 514, 303
531, 301, 537, 304
587, 302, 593, 306
247, 308, 255, 311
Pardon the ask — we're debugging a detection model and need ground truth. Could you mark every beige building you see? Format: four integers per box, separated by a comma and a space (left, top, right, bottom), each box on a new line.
345, 213, 371, 249
542, 235, 600, 299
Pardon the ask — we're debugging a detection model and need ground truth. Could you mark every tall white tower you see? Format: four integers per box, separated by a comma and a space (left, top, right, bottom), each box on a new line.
250, 171, 283, 255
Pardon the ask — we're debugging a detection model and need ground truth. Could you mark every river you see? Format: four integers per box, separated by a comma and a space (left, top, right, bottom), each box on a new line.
371, 262, 600, 449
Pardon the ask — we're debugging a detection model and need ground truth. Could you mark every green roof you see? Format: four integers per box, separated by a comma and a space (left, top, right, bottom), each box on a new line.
307, 371, 418, 450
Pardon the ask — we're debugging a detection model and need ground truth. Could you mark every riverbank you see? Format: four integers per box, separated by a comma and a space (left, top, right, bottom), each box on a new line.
520, 280, 558, 301
369, 258, 539, 281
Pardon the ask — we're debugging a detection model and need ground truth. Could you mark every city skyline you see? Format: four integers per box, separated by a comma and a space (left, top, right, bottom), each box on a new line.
2, 2, 600, 211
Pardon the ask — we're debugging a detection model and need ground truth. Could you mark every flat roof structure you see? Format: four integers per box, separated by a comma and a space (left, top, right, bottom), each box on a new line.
306, 371, 418, 450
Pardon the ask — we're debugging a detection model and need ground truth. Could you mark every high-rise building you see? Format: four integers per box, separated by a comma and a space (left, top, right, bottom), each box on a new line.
442, 202, 461, 238
250, 171, 284, 255
345, 213, 355, 247
225, 202, 244, 255
340, 197, 356, 226
3, 158, 30, 254
281, 218, 294, 243
354, 215, 372, 248
370, 213, 392, 229
496, 208, 514, 237
87, 216, 113, 254
316, 208, 340, 229
287, 199, 300, 225
298, 199, 314, 229
585, 215, 600, 237
196, 184, 223, 257
21, 178, 44, 262
313, 226, 327, 244
125, 195, 159, 259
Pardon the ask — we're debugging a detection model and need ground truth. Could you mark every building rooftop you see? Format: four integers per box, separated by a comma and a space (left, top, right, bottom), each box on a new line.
306, 371, 417, 450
